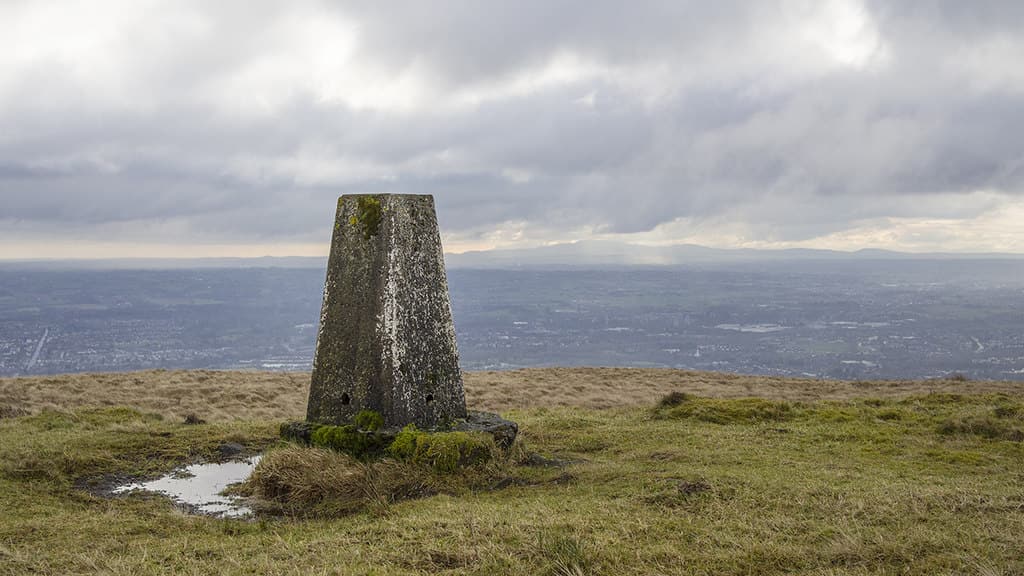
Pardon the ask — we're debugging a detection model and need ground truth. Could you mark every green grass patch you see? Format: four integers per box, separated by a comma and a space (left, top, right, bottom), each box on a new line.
0, 407, 276, 484
3, 393, 1024, 574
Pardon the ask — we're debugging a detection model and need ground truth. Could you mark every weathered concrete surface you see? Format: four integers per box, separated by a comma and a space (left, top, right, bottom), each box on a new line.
459, 411, 518, 449
307, 194, 467, 429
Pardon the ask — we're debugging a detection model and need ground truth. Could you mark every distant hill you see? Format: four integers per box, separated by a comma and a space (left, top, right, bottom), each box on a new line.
444, 240, 1024, 269
2, 241, 1022, 271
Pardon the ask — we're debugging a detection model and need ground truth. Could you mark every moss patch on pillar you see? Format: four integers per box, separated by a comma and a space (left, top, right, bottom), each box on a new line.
348, 196, 382, 240
353, 409, 384, 432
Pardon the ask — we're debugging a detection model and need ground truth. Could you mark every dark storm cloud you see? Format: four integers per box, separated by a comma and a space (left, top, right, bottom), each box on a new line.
1, 0, 1022, 251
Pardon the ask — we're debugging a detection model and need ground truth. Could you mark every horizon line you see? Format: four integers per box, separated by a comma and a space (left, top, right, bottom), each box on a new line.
3, 241, 1024, 264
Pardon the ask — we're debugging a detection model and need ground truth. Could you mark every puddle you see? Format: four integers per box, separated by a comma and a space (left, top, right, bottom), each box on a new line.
114, 456, 261, 518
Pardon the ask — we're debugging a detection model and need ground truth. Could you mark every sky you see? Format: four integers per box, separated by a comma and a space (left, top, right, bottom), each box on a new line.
1, 0, 1023, 259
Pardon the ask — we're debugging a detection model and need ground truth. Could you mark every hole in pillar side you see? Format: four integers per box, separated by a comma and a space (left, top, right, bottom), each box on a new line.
341, 393, 350, 405
425, 394, 434, 404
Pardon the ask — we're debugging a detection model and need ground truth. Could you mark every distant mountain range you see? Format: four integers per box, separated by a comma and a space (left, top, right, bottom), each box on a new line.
2, 241, 1022, 270
443, 240, 1024, 269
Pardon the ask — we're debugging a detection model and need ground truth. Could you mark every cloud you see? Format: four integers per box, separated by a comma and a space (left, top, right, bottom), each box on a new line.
0, 0, 1022, 256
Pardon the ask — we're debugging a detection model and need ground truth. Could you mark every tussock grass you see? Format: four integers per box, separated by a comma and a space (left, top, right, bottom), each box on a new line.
656, 396, 795, 424
243, 446, 431, 517
656, 390, 690, 408
244, 439, 514, 518
938, 415, 1024, 441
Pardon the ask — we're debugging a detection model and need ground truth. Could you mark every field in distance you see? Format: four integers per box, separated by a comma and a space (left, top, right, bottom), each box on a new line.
2, 368, 1023, 575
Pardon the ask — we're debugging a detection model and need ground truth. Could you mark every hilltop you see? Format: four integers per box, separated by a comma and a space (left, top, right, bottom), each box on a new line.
2, 368, 1023, 575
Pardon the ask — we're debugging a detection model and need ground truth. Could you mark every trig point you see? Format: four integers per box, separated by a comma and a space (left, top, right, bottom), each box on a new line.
307, 194, 467, 429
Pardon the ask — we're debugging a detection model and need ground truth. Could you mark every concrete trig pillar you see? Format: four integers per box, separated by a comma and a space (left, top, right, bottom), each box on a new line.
306, 194, 467, 429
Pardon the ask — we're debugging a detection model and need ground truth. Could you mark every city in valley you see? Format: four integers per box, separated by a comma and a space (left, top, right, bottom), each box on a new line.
2, 258, 1022, 381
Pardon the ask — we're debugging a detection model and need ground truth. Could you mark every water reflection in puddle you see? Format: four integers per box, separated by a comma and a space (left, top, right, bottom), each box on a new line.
114, 456, 261, 518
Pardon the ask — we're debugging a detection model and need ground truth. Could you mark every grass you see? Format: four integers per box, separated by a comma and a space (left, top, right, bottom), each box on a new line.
655, 396, 795, 424
0, 372, 1022, 574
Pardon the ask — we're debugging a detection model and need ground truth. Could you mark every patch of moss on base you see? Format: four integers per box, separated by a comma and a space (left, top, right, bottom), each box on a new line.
310, 425, 387, 459
387, 425, 495, 473
286, 411, 385, 457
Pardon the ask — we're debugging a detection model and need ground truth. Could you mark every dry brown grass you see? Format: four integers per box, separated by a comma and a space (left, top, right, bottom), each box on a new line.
465, 367, 1023, 409
0, 369, 308, 422
1, 367, 1021, 421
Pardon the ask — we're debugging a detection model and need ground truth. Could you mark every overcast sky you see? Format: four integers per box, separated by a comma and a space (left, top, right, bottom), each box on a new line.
2, 0, 1023, 258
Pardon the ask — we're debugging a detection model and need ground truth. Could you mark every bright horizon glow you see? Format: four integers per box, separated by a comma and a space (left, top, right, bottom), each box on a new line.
6, 222, 1024, 262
